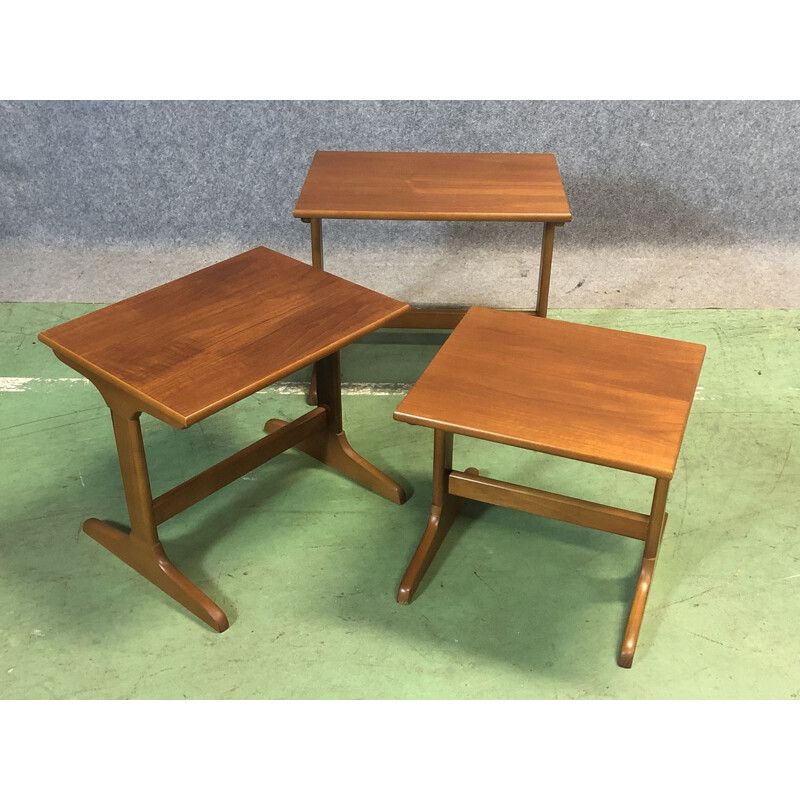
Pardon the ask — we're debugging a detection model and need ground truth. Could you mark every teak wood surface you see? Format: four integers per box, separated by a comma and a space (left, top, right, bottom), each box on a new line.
394, 307, 705, 667
39, 246, 408, 429
38, 247, 409, 631
294, 151, 573, 222
394, 306, 706, 479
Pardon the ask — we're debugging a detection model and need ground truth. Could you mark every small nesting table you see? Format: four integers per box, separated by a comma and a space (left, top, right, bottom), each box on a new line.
393, 306, 705, 667
39, 246, 409, 631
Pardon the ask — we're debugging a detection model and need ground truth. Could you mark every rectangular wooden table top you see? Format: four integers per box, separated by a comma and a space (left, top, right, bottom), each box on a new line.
294, 151, 572, 222
394, 307, 706, 479
39, 247, 409, 428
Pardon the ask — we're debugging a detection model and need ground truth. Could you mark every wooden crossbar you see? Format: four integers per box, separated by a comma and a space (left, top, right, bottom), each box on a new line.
381, 307, 545, 330
153, 406, 328, 524
447, 470, 650, 540
381, 308, 468, 329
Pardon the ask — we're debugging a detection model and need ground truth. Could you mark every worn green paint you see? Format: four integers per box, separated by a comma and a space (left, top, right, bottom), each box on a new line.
1, 303, 798, 699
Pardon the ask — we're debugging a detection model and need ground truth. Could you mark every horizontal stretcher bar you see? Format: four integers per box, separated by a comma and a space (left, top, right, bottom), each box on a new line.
380, 308, 542, 329
153, 406, 328, 524
381, 308, 469, 329
447, 470, 650, 540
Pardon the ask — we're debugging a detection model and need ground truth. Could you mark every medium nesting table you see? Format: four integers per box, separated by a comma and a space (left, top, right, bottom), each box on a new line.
39, 246, 409, 631
393, 306, 705, 667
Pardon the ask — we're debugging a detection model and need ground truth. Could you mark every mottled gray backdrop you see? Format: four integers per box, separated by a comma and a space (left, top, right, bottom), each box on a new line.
1, 101, 798, 307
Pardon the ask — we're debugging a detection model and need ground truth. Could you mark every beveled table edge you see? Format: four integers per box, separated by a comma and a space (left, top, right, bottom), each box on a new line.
38, 251, 411, 430
391, 411, 676, 480
293, 149, 572, 222
293, 209, 573, 222
392, 307, 706, 480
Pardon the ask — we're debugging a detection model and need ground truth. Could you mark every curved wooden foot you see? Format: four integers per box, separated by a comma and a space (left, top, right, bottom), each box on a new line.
618, 557, 655, 668
618, 508, 668, 668
264, 419, 406, 505
84, 518, 229, 632
398, 466, 478, 604
397, 499, 461, 604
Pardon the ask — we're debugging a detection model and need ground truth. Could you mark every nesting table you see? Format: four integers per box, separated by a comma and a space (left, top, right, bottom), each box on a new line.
38, 246, 409, 631
394, 306, 706, 667
294, 150, 572, 326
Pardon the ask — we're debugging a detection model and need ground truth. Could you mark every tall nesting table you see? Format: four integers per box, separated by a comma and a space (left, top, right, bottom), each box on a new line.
294, 150, 572, 327
39, 247, 409, 631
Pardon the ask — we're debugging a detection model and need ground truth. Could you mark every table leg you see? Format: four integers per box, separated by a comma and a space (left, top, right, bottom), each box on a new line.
84, 405, 229, 632
535, 221, 557, 318
306, 217, 324, 405
397, 430, 476, 603
265, 349, 407, 504
618, 477, 670, 668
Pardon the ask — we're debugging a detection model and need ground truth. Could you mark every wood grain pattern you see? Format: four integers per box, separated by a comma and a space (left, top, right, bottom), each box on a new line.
39, 246, 409, 429
394, 306, 706, 478
294, 151, 572, 222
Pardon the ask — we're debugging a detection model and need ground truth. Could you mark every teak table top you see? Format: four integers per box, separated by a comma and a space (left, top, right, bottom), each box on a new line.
394, 307, 706, 478
39, 246, 409, 429
294, 151, 572, 222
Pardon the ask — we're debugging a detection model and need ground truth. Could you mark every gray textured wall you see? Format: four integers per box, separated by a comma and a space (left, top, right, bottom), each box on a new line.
2, 100, 798, 307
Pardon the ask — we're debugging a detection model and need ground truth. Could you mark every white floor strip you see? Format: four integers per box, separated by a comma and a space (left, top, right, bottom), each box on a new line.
0, 377, 87, 391
0, 377, 412, 396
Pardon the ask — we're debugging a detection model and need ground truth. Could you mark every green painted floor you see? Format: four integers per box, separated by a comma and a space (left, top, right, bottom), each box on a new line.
1, 303, 798, 699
